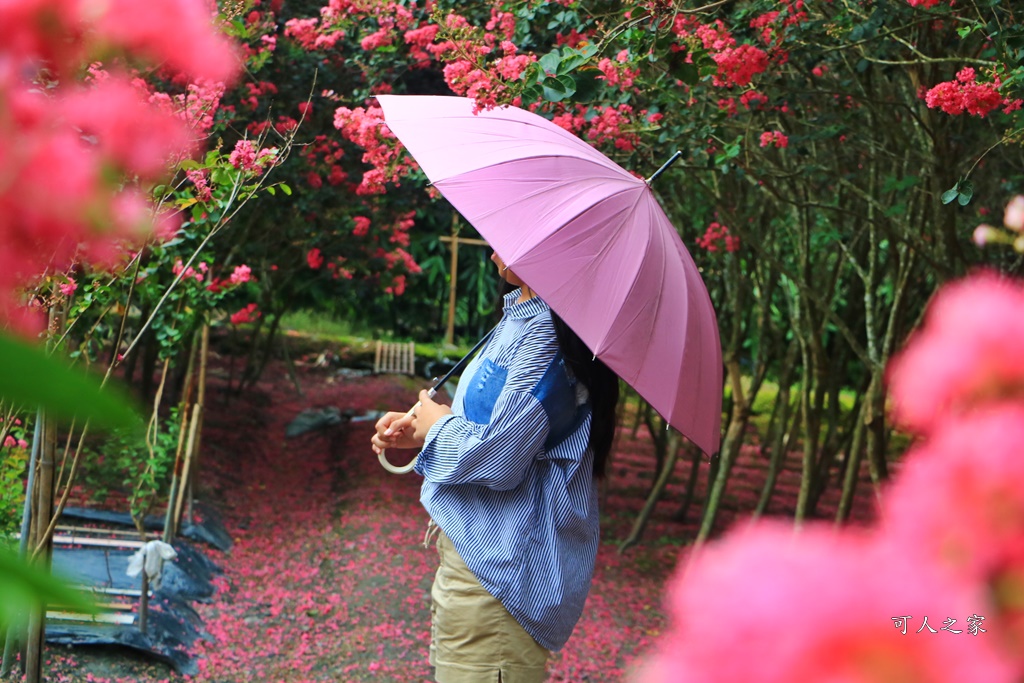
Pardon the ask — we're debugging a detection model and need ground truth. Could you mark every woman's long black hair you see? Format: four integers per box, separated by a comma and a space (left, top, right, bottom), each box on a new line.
498, 280, 620, 478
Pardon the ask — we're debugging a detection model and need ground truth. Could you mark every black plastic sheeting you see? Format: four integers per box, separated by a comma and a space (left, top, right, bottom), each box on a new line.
285, 406, 347, 438
46, 595, 206, 676
61, 504, 233, 552
47, 506, 232, 674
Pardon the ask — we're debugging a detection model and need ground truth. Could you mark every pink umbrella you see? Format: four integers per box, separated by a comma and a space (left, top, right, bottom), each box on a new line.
376, 95, 722, 456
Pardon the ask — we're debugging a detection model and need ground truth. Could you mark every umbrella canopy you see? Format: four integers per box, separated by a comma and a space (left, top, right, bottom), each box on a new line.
376, 95, 722, 456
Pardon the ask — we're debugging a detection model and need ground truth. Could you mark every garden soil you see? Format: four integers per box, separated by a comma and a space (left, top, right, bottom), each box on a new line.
4, 349, 875, 683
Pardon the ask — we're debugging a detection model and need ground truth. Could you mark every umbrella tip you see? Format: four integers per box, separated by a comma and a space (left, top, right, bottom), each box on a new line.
645, 151, 683, 186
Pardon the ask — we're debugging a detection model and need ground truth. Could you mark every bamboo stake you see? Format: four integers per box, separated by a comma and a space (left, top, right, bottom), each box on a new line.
172, 404, 201, 535
25, 413, 56, 683
163, 330, 200, 542
181, 324, 209, 529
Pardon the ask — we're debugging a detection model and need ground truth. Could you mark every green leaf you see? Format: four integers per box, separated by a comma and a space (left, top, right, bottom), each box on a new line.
957, 179, 974, 205
280, 183, 292, 196
538, 49, 562, 76
941, 185, 960, 205
570, 69, 602, 103
558, 44, 598, 74
520, 84, 543, 104
0, 332, 140, 432
266, 185, 276, 196
0, 545, 97, 628
541, 76, 571, 102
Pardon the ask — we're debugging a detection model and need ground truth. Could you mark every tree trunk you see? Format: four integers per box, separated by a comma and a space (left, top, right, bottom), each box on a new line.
620, 431, 681, 552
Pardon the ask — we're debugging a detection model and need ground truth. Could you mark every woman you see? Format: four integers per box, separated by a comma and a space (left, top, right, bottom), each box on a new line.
371, 251, 619, 683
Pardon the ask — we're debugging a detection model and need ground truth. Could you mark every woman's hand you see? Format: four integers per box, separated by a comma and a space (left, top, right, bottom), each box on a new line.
369, 390, 452, 455
370, 410, 419, 454
411, 389, 452, 441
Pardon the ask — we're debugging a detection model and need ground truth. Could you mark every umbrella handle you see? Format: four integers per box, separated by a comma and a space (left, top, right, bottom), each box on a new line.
378, 449, 419, 474
377, 402, 421, 474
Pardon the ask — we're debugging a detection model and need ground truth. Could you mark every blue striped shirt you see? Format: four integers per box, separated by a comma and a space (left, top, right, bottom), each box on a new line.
414, 290, 599, 651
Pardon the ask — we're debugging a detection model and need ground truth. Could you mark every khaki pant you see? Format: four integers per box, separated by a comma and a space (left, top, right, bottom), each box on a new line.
430, 530, 549, 683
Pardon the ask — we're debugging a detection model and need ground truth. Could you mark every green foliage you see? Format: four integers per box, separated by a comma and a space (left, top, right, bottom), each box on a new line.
102, 405, 181, 528
0, 332, 140, 432
279, 309, 369, 338
0, 543, 96, 629
0, 446, 27, 537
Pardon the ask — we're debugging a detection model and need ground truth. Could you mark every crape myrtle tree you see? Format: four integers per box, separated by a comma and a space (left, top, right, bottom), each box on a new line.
264, 0, 1024, 539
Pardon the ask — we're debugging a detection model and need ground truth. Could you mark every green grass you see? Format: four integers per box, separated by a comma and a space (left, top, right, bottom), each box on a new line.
279, 309, 370, 339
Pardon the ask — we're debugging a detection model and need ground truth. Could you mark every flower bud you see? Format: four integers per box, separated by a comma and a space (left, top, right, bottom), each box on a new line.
1004, 195, 1024, 231
972, 224, 999, 246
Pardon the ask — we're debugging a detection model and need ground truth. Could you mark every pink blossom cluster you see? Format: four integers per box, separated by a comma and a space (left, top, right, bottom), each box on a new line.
325, 257, 354, 280
3, 435, 28, 449
973, 195, 1024, 247
229, 303, 261, 325
887, 272, 1024, 434
0, 0, 238, 329
712, 43, 771, 88
925, 67, 1022, 117
307, 248, 325, 270
696, 222, 740, 252
639, 272, 1024, 681
759, 130, 789, 148
403, 23, 441, 65
228, 264, 253, 286
228, 139, 280, 174
906, 0, 942, 8
671, 17, 771, 89
186, 169, 214, 202
382, 247, 422, 276
333, 105, 414, 194
585, 105, 641, 152
389, 212, 415, 247
205, 263, 255, 294
353, 216, 372, 237
59, 277, 78, 297
173, 259, 209, 283
597, 51, 641, 91
284, 17, 345, 51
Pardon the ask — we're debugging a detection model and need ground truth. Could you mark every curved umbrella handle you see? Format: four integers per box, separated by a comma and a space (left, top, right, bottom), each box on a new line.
378, 449, 419, 474
377, 401, 421, 474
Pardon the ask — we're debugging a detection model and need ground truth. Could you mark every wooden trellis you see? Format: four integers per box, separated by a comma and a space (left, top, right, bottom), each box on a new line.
374, 341, 416, 375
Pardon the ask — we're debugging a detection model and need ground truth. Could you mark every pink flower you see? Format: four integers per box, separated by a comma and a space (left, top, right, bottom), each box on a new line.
696, 222, 740, 253
352, 216, 371, 237
60, 79, 196, 180
360, 27, 394, 51
888, 406, 1024, 579
883, 405, 1024, 664
636, 522, 1014, 683
1003, 195, 1024, 231
887, 272, 1024, 434
93, 0, 240, 83
973, 224, 999, 246
711, 44, 769, 88
59, 277, 77, 296
758, 130, 788, 148
228, 264, 252, 285
229, 303, 260, 325
229, 140, 279, 173
306, 248, 324, 269
925, 68, 1010, 118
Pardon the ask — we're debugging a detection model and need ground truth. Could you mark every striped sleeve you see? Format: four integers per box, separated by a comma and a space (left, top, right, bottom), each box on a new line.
416, 391, 549, 490
415, 314, 559, 490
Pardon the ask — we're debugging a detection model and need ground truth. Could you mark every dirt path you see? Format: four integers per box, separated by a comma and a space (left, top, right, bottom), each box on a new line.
13, 356, 875, 682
